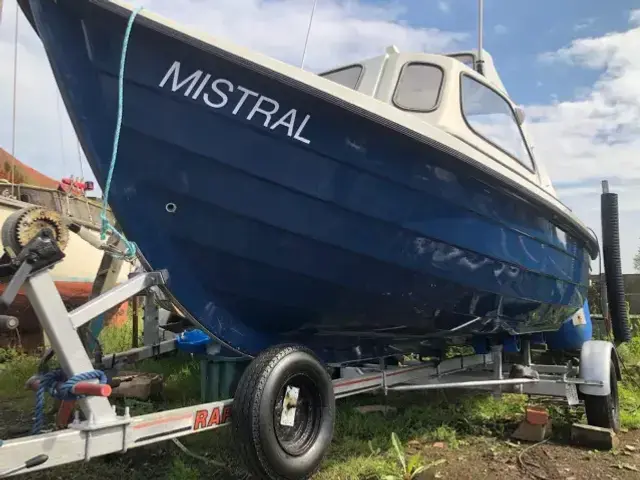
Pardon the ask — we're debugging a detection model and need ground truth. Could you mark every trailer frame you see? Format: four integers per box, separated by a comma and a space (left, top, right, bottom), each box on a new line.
0, 228, 619, 478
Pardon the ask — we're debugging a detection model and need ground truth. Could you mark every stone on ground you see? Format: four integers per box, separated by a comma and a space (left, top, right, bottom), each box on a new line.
111, 371, 163, 400
570, 423, 619, 451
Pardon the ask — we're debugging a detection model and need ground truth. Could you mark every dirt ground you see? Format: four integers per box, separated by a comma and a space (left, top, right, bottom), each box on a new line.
408, 430, 640, 480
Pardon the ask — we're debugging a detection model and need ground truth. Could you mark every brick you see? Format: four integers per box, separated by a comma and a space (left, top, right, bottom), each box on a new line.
570, 423, 619, 451
526, 407, 549, 426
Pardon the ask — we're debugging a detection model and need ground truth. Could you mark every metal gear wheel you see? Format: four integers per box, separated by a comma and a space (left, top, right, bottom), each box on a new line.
1, 207, 69, 256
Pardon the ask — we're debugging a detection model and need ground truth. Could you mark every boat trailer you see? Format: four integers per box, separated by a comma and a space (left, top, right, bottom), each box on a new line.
0, 222, 622, 479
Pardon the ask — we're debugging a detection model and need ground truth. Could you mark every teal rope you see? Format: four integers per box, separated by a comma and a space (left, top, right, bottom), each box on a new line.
101, 6, 144, 260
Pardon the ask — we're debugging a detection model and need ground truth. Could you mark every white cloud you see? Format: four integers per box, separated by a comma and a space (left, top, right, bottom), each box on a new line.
0, 0, 90, 183
630, 9, 640, 26
438, 1, 450, 14
493, 24, 508, 35
0, 0, 465, 188
529, 16, 640, 271
573, 18, 595, 31
132, 0, 466, 71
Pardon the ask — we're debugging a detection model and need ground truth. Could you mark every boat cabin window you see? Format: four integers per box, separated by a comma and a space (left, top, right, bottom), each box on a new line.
320, 65, 363, 90
393, 63, 443, 112
449, 54, 475, 69
460, 74, 534, 171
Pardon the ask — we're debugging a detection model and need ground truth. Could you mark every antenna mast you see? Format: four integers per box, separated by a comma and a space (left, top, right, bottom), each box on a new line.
76, 139, 84, 179
56, 95, 67, 175
300, 0, 319, 70
476, 0, 484, 75
10, 1, 19, 196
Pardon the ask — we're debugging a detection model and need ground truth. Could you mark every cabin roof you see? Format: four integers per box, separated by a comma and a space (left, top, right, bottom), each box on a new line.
319, 47, 510, 99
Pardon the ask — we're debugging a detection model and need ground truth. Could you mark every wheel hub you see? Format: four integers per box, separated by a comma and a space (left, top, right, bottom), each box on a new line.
273, 374, 322, 457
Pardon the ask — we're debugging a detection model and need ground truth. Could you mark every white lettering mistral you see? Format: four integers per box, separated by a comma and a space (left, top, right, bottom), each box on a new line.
159, 61, 311, 145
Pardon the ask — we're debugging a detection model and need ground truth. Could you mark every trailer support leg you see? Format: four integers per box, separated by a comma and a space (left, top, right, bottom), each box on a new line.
24, 272, 116, 424
522, 338, 531, 367
143, 293, 160, 346
491, 344, 503, 398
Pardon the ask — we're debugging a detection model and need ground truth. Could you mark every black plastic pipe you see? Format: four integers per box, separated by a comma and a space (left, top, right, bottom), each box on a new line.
601, 183, 632, 343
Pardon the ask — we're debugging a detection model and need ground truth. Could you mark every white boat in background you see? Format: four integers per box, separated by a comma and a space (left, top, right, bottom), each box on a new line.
0, 148, 130, 350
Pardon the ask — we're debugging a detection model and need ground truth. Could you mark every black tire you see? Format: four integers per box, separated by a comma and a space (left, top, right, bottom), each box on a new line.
584, 361, 621, 433
232, 344, 335, 480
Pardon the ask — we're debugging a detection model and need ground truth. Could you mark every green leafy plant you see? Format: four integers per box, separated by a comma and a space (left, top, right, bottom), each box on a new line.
383, 432, 426, 480
368, 440, 381, 457
0, 347, 21, 364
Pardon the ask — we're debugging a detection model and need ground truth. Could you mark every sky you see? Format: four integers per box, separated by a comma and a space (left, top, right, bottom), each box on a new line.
1, 0, 640, 272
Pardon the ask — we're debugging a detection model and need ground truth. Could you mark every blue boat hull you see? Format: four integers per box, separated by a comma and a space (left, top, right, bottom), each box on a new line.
23, 0, 596, 360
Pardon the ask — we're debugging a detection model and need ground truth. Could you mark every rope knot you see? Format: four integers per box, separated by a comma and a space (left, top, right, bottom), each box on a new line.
31, 369, 108, 434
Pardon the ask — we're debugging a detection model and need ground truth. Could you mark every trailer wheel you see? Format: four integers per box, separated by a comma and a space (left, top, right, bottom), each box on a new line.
232, 344, 335, 480
584, 361, 620, 433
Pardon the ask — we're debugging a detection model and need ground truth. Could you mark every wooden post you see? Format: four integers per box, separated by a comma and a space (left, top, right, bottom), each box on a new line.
132, 296, 139, 348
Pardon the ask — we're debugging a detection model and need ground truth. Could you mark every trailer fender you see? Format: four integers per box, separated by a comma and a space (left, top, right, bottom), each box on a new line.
579, 340, 620, 397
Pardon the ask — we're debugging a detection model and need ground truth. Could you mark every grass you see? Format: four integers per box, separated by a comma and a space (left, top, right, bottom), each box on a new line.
616, 333, 640, 429
1, 319, 640, 479
98, 304, 144, 354
313, 391, 532, 479
0, 352, 40, 409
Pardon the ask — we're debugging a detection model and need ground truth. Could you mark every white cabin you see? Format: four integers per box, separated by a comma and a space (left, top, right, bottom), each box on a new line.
317, 47, 556, 197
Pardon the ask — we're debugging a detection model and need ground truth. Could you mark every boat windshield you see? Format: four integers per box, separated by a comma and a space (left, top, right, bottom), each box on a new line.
393, 63, 444, 112
460, 74, 534, 170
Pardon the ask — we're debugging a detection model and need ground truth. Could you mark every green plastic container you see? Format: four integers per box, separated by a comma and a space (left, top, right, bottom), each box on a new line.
200, 356, 250, 402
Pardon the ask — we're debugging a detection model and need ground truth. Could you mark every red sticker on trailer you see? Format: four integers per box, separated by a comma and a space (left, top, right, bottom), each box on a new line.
193, 405, 232, 431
